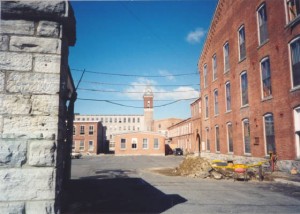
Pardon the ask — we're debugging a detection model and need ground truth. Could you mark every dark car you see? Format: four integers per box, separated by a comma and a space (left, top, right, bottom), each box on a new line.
174, 148, 183, 156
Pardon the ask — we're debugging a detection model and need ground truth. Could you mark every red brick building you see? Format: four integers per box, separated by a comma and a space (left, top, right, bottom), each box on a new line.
73, 121, 105, 155
198, 0, 300, 165
114, 131, 165, 156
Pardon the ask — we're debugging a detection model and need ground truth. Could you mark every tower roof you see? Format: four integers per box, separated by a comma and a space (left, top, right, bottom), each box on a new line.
144, 86, 153, 96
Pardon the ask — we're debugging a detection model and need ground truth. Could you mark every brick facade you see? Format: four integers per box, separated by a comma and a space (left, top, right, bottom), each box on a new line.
198, 0, 300, 163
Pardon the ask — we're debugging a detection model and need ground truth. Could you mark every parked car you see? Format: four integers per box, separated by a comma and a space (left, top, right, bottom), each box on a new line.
174, 148, 183, 156
71, 152, 82, 159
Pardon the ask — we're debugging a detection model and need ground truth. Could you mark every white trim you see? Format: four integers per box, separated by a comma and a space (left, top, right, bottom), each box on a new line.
203, 64, 208, 88
215, 125, 220, 152
257, 3, 268, 46
205, 127, 210, 152
242, 118, 251, 155
212, 54, 217, 81
88, 140, 94, 151
223, 42, 230, 73
289, 36, 300, 89
240, 71, 248, 107
204, 95, 209, 119
294, 106, 300, 158
226, 122, 234, 154
131, 138, 138, 150
260, 57, 272, 99
213, 89, 219, 116
142, 138, 149, 149
238, 25, 246, 61
225, 81, 231, 112
263, 113, 275, 156
120, 138, 126, 150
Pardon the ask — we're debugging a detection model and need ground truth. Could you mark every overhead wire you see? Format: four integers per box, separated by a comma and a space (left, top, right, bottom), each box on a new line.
78, 87, 199, 93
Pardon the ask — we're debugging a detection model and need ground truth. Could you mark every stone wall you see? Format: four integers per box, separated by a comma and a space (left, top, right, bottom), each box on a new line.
0, 1, 76, 213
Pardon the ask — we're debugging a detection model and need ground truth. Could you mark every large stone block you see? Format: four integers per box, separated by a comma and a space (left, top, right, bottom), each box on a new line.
34, 54, 61, 73
31, 95, 59, 115
0, 168, 55, 201
0, 202, 25, 214
37, 21, 60, 38
26, 201, 55, 214
2, 116, 58, 140
0, 20, 34, 35
0, 71, 4, 92
6, 72, 60, 94
0, 94, 32, 115
0, 52, 32, 71
0, 140, 27, 167
29, 141, 56, 166
0, 35, 9, 51
10, 36, 61, 54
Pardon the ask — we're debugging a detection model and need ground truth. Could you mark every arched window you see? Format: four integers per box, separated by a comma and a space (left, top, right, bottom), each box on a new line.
242, 118, 251, 154
264, 114, 275, 155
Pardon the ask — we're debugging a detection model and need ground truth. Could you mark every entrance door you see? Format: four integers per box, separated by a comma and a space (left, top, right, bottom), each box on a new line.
294, 107, 300, 159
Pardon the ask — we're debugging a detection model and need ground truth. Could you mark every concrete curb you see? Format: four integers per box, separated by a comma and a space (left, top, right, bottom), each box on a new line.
274, 178, 300, 187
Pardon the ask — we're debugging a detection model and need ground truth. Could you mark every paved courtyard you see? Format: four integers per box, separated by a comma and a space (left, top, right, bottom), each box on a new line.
64, 155, 300, 213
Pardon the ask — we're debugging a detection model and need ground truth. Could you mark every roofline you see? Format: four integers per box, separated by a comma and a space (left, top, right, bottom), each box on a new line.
113, 131, 166, 137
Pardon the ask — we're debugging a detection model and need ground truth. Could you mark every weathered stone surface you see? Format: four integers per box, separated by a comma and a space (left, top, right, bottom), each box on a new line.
31, 95, 59, 115
0, 35, 9, 51
0, 20, 34, 35
6, 72, 60, 94
26, 201, 55, 214
34, 54, 61, 73
0, 72, 4, 92
0, 140, 27, 167
0, 52, 32, 71
2, 116, 58, 139
10, 36, 61, 54
211, 171, 223, 180
29, 141, 56, 166
0, 116, 3, 134
0, 202, 25, 214
0, 168, 55, 201
37, 21, 60, 38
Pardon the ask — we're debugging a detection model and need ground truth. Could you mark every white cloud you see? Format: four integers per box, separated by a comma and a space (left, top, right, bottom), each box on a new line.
159, 69, 175, 81
186, 28, 206, 44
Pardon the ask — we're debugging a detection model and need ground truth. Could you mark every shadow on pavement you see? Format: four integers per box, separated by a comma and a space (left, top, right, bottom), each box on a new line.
63, 169, 187, 213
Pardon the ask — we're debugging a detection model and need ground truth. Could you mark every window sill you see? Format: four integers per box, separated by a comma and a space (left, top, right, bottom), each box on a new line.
240, 104, 249, 109
204, 118, 209, 121
243, 153, 252, 157
227, 152, 234, 155
216, 151, 220, 154
261, 96, 273, 102
224, 69, 230, 74
257, 39, 269, 50
290, 85, 300, 92
212, 78, 218, 82
238, 57, 246, 64
225, 110, 232, 114
285, 16, 300, 29
214, 114, 219, 117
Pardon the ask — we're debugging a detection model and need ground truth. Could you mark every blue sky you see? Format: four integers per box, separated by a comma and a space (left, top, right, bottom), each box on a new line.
69, 0, 218, 119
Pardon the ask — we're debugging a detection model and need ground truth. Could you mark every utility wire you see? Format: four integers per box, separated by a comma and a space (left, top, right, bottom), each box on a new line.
78, 87, 199, 93
77, 97, 198, 108
71, 68, 198, 78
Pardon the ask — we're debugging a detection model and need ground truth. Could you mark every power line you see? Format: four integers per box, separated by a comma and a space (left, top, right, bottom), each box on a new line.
78, 87, 199, 93
77, 97, 198, 108
71, 68, 198, 78
78, 80, 200, 87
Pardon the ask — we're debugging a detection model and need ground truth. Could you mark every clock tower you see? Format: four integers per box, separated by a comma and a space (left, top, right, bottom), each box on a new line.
143, 87, 153, 131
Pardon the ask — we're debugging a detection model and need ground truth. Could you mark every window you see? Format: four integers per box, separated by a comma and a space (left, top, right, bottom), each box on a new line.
243, 119, 251, 154
261, 57, 272, 98
79, 141, 84, 151
105, 118, 108, 123
264, 114, 276, 155
203, 64, 208, 88
212, 54, 217, 80
80, 125, 85, 135
223, 42, 230, 72
121, 138, 126, 149
215, 125, 220, 152
128, 126, 130, 130
109, 118, 112, 123
73, 126, 76, 135
227, 123, 234, 153
286, 0, 300, 23
115, 118, 117, 123
225, 82, 231, 111
154, 138, 159, 149
142, 138, 148, 149
133, 118, 135, 123
290, 37, 300, 88
205, 128, 210, 151
240, 71, 249, 106
128, 118, 131, 123
72, 141, 75, 150
132, 138, 137, 149
89, 125, 94, 135
88, 141, 94, 151
257, 4, 268, 45
238, 26, 246, 60
124, 118, 126, 123
133, 126, 135, 131
137, 118, 140, 123
214, 89, 219, 115
205, 95, 209, 118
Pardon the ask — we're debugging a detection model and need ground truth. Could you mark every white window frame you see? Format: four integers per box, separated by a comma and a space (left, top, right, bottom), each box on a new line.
89, 125, 94, 135
204, 95, 209, 119
212, 54, 217, 80
285, 0, 300, 24
120, 138, 126, 150
142, 138, 148, 149
263, 113, 276, 156
294, 106, 300, 158
257, 3, 269, 45
214, 89, 219, 116
79, 140, 84, 151
242, 118, 251, 154
205, 127, 210, 152
238, 25, 246, 60
225, 81, 231, 111
223, 42, 230, 72
260, 57, 272, 99
203, 64, 208, 88
289, 36, 300, 89
226, 122, 234, 154
154, 138, 159, 149
131, 138, 138, 150
80, 125, 85, 135
240, 71, 249, 107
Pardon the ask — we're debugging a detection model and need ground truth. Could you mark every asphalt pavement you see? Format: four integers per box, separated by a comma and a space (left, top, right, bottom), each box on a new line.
63, 155, 300, 213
